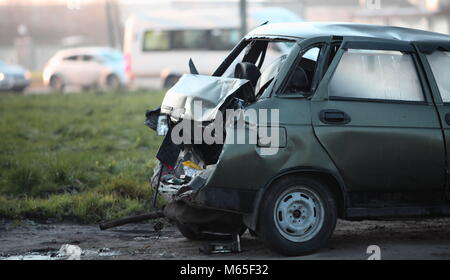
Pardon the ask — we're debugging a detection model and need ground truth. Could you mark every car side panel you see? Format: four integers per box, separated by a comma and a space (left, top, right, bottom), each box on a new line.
312, 100, 445, 203
310, 38, 446, 206
415, 47, 450, 202
203, 97, 340, 193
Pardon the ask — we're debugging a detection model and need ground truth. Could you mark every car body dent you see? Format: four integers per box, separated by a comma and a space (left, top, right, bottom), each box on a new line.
194, 97, 343, 214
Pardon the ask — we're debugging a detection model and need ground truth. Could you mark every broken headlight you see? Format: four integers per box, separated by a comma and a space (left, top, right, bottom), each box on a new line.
157, 114, 169, 136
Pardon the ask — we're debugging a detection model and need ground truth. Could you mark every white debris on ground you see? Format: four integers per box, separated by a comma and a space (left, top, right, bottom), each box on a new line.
82, 247, 122, 258
0, 245, 122, 260
133, 236, 169, 241
1, 252, 60, 260
57, 244, 82, 260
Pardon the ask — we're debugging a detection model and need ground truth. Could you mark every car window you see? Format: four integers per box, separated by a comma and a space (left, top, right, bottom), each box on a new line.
171, 30, 208, 49
143, 31, 170, 51
329, 49, 424, 102
63, 55, 79, 61
426, 51, 450, 102
222, 40, 295, 78
81, 55, 94, 62
255, 54, 287, 94
302, 47, 320, 61
143, 29, 239, 51
222, 44, 248, 78
284, 46, 323, 94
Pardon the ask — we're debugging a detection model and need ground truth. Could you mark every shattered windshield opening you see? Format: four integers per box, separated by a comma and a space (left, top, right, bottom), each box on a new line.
221, 38, 297, 98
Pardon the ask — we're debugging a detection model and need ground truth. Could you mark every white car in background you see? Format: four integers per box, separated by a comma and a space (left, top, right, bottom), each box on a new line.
43, 47, 128, 92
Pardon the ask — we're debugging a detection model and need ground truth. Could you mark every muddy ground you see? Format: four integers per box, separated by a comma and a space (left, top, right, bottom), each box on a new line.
1, 218, 450, 260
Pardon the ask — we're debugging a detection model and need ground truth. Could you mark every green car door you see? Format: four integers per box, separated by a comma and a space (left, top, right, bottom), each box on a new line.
310, 38, 446, 207
416, 41, 450, 201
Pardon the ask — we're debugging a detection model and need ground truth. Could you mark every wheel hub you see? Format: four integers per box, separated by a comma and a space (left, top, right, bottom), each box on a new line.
293, 209, 301, 218
273, 186, 325, 242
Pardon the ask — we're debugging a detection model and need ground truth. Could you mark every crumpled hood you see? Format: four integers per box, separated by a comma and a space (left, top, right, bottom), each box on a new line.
161, 74, 250, 122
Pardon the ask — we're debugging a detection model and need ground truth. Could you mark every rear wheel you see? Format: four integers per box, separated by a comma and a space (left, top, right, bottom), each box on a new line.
258, 176, 337, 256
105, 74, 122, 91
12, 86, 27, 94
49, 75, 65, 93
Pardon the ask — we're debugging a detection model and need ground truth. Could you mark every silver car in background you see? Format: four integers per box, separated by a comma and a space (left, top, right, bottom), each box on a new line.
43, 47, 128, 92
0, 60, 31, 93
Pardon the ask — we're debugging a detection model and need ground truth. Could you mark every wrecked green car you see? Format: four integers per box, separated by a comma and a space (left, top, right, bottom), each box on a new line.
146, 22, 450, 256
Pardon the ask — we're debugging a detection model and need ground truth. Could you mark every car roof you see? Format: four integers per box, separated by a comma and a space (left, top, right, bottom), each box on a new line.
247, 22, 450, 42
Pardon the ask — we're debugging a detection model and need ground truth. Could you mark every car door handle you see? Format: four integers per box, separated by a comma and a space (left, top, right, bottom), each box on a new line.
319, 109, 351, 125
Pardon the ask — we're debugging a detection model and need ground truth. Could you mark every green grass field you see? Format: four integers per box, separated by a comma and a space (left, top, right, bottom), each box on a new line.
0, 91, 164, 223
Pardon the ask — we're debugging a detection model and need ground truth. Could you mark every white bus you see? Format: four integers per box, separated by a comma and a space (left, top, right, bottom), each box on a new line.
123, 7, 301, 89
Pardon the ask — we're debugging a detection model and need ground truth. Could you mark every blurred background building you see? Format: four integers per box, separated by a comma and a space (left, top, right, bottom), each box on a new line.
1, 0, 449, 72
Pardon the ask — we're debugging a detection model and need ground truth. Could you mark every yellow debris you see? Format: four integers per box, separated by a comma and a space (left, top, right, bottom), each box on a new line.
182, 161, 203, 170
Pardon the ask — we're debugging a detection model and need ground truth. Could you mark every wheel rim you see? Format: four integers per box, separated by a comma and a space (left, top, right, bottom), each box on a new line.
273, 186, 325, 242
107, 75, 120, 90
51, 77, 63, 90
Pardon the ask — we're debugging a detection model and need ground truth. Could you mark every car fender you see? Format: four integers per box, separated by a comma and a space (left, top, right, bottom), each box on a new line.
243, 166, 350, 231
47, 72, 66, 86
99, 69, 115, 84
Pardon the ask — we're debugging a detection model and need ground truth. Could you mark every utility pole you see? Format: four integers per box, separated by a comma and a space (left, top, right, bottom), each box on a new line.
239, 0, 248, 38
111, 0, 124, 49
105, 0, 117, 48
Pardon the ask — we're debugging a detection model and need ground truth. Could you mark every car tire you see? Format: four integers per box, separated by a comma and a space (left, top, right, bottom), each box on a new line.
49, 75, 65, 93
176, 222, 247, 241
12, 86, 27, 94
258, 175, 337, 256
82, 85, 93, 92
105, 74, 122, 92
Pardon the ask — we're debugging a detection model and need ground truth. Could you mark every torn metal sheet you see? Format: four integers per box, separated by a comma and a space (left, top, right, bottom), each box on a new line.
160, 74, 251, 122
